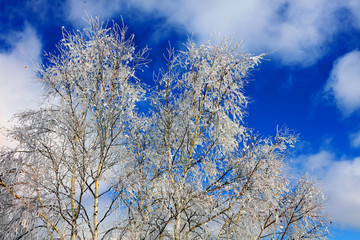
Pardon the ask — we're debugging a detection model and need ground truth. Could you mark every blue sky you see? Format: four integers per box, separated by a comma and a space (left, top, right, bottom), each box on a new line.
1, 0, 360, 239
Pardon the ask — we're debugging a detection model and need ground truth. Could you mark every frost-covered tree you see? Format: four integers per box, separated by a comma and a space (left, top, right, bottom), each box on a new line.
115, 41, 329, 240
0, 18, 329, 240
0, 18, 149, 240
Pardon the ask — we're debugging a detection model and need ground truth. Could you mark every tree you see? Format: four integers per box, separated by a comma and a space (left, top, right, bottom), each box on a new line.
0, 18, 149, 240
0, 18, 330, 240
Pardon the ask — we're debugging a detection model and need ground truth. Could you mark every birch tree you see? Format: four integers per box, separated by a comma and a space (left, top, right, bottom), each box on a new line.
115, 41, 329, 239
0, 17, 148, 240
0, 18, 330, 240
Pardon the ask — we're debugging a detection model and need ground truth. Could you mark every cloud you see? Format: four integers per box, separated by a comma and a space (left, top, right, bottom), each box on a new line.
350, 130, 360, 148
344, 0, 360, 28
301, 150, 334, 174
325, 157, 360, 227
0, 24, 42, 147
295, 151, 360, 228
63, 0, 360, 66
325, 51, 360, 115
114, 0, 355, 66
66, 0, 124, 26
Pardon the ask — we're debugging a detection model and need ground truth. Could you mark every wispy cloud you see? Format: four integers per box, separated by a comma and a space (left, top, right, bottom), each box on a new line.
345, 0, 360, 28
0, 24, 42, 146
325, 50, 360, 115
295, 151, 360, 228
97, 0, 358, 67
66, 0, 123, 26
325, 157, 360, 228
350, 130, 360, 148
64, 0, 360, 66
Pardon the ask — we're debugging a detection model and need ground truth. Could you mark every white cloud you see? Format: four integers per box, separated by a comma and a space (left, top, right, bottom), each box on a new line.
325, 157, 360, 227
350, 130, 360, 148
64, 0, 360, 66
295, 151, 360, 228
344, 0, 360, 28
66, 0, 123, 27
325, 51, 360, 115
302, 150, 334, 174
119, 0, 349, 66
0, 25, 42, 147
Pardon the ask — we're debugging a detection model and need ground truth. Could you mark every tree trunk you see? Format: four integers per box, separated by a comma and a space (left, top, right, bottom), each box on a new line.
71, 170, 77, 240
93, 177, 99, 240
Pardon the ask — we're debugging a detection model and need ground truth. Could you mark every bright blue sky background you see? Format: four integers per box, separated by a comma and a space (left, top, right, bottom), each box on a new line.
1, 0, 360, 239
